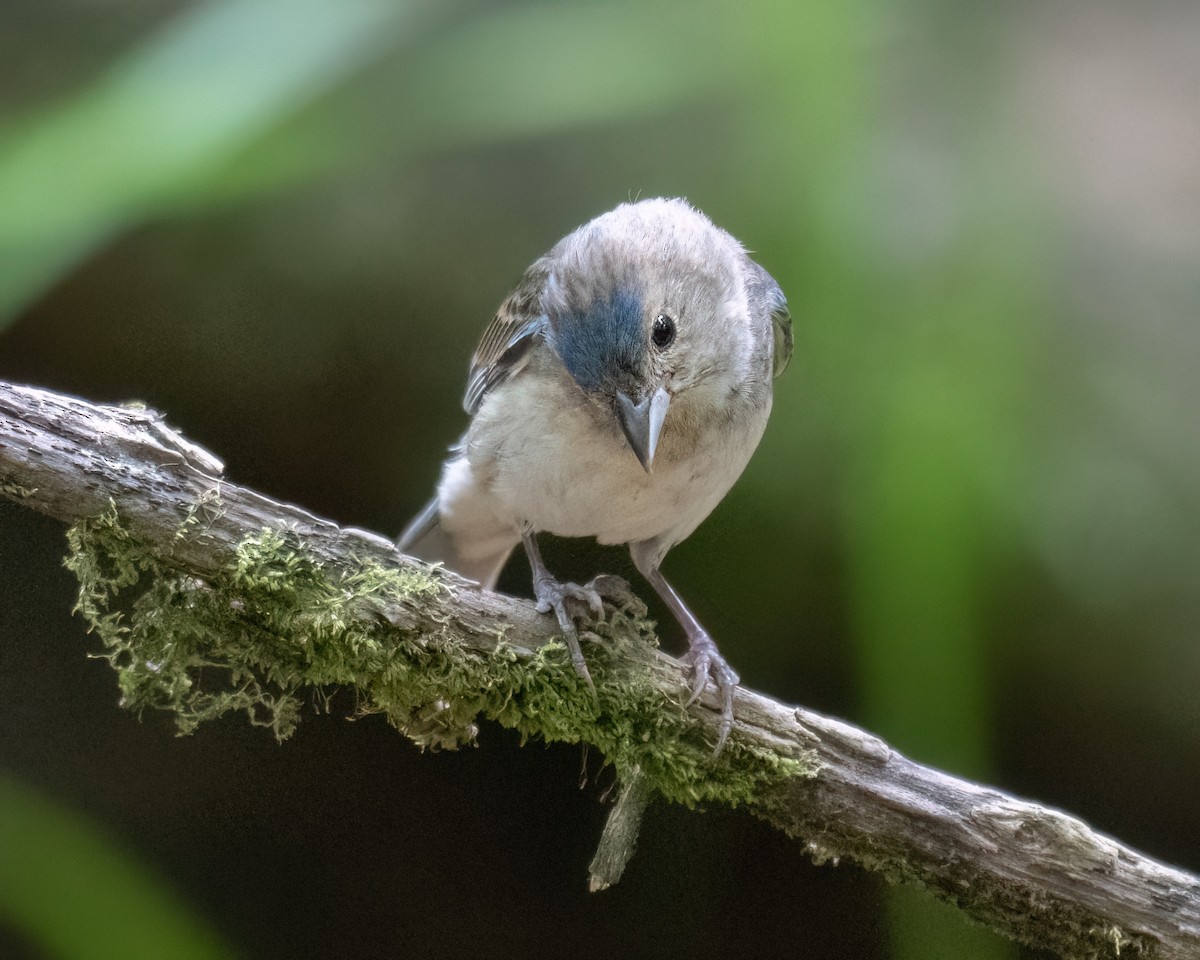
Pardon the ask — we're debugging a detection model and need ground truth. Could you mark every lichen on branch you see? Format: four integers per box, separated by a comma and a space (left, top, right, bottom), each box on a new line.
63, 502, 812, 809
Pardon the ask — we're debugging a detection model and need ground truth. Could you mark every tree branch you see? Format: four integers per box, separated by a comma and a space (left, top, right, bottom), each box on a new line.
1, 378, 1197, 958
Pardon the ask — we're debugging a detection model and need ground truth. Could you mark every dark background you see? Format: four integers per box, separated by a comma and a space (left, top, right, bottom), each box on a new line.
1, 1, 1198, 958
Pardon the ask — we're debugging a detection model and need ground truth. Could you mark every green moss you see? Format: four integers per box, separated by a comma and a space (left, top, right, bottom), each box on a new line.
64, 504, 814, 809
1, 479, 39, 499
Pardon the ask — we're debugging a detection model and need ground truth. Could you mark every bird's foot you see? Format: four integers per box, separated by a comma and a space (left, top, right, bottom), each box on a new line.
682, 634, 741, 756
532, 574, 615, 693
582, 573, 644, 615
533, 574, 607, 622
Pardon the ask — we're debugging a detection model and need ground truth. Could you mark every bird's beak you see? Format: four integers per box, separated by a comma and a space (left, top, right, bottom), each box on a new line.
615, 386, 671, 473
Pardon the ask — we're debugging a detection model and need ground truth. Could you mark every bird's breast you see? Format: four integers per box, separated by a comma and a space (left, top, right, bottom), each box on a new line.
465, 358, 769, 548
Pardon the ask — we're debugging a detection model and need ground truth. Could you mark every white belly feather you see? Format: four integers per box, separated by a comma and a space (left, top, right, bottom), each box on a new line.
454, 360, 770, 552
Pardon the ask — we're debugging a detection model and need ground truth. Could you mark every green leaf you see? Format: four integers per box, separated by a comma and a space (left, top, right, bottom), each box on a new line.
0, 774, 236, 960
0, 0, 409, 320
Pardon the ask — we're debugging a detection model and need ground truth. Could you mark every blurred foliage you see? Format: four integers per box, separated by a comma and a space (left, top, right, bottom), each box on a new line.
0, 775, 235, 959
0, 0, 408, 317
1, 0, 1198, 958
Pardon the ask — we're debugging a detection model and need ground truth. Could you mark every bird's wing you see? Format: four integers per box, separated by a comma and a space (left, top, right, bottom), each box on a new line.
771, 300, 794, 378
463, 263, 549, 415
746, 261, 794, 378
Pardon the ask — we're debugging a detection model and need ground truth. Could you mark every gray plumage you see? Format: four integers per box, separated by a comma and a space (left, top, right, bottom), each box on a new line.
399, 197, 792, 752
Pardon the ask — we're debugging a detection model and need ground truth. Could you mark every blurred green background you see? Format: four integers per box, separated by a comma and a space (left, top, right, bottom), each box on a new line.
1, 1, 1198, 958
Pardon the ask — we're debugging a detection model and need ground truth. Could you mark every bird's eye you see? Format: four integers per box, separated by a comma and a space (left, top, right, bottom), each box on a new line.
651, 314, 676, 350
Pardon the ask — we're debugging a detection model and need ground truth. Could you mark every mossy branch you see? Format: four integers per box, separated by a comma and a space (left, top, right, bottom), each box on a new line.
2, 379, 1198, 959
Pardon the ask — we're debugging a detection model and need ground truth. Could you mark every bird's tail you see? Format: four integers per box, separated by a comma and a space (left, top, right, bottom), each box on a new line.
398, 494, 516, 591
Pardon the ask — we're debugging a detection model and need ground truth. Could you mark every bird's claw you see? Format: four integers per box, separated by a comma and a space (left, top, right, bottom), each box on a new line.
532, 575, 612, 693
533, 576, 606, 623
683, 635, 740, 756
584, 573, 645, 616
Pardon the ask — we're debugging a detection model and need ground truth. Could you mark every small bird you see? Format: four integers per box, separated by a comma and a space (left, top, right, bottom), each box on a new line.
399, 198, 792, 752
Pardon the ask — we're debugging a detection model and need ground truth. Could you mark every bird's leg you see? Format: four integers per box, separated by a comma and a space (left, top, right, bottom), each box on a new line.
637, 562, 739, 755
521, 528, 603, 693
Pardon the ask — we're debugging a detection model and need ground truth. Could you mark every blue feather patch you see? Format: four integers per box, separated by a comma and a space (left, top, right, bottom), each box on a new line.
554, 288, 644, 392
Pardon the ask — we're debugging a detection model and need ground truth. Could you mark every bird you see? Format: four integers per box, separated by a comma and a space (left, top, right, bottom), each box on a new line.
399, 197, 792, 753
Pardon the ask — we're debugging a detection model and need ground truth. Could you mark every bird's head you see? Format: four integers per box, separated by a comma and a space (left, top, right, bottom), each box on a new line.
542, 198, 789, 472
